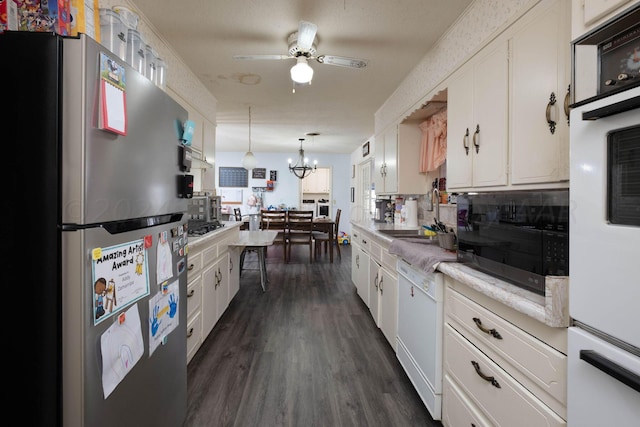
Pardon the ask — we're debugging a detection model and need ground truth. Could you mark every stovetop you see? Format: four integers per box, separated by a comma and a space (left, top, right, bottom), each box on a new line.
187, 220, 224, 237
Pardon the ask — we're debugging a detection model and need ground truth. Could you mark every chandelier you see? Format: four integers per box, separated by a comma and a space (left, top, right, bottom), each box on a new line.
288, 138, 317, 179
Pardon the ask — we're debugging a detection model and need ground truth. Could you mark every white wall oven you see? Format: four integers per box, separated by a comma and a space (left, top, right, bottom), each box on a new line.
568, 5, 640, 425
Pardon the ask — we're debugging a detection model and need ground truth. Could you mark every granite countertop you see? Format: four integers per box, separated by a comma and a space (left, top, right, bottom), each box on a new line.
187, 221, 242, 249
351, 220, 569, 328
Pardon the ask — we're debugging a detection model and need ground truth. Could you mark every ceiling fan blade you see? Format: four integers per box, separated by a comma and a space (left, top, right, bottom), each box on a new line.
233, 54, 292, 60
296, 20, 317, 51
316, 55, 368, 69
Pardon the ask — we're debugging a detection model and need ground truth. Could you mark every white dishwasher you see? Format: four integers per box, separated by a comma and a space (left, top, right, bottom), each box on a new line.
396, 258, 444, 420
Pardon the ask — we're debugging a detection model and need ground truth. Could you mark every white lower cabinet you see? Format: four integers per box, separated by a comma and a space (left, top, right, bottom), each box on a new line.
351, 226, 371, 307
186, 273, 203, 363
442, 276, 567, 426
368, 258, 381, 323
442, 374, 492, 427
186, 226, 239, 363
202, 254, 227, 337
377, 265, 397, 349
352, 225, 397, 350
368, 255, 398, 350
186, 311, 202, 363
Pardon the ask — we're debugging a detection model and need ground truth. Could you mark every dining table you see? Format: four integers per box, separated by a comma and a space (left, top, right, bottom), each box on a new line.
228, 230, 278, 292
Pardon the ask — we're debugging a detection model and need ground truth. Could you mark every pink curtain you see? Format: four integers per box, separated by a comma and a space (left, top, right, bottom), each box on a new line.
419, 108, 447, 172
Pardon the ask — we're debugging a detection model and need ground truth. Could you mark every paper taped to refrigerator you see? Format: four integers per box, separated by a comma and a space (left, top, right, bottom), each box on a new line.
92, 239, 150, 325
148, 280, 180, 356
100, 304, 144, 398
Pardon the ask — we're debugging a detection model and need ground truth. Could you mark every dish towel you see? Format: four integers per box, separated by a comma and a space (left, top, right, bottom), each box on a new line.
388, 239, 457, 272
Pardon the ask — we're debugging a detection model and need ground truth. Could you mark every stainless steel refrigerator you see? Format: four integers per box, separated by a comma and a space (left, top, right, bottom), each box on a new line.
1, 32, 189, 427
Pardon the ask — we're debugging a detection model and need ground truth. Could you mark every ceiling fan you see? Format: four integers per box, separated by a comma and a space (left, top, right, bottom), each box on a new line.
233, 20, 368, 85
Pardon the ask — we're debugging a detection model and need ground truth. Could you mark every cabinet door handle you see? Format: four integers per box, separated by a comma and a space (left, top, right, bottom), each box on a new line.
473, 125, 480, 153
374, 272, 379, 290
564, 85, 571, 126
187, 289, 195, 298
379, 275, 383, 295
187, 327, 194, 338
471, 360, 501, 388
472, 317, 502, 339
188, 263, 195, 271
463, 127, 470, 155
546, 92, 557, 134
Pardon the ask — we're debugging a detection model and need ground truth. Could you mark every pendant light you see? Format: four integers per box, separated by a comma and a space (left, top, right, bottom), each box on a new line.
242, 106, 257, 170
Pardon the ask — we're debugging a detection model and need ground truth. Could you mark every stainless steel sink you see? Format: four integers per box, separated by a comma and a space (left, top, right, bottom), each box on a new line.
378, 229, 438, 240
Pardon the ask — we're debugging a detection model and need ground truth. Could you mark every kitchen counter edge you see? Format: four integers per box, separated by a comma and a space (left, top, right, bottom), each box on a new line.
187, 221, 242, 250
351, 220, 569, 328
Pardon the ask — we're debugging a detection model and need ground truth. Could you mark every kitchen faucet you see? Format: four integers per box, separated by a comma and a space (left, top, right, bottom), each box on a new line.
432, 187, 440, 224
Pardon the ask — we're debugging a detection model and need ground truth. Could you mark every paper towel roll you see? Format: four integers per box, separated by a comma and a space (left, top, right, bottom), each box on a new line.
405, 199, 418, 227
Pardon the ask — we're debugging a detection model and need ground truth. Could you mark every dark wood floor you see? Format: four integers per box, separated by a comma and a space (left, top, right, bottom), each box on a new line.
184, 244, 442, 427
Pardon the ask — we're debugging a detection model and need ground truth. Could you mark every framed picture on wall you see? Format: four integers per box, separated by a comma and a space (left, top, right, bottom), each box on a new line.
270, 170, 278, 181
252, 168, 266, 179
362, 141, 370, 157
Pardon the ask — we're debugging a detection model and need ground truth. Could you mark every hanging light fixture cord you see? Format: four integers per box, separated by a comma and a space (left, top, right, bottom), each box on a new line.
242, 106, 258, 170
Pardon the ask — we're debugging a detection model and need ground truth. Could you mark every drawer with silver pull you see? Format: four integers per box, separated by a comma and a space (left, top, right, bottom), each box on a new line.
187, 250, 203, 280
445, 286, 567, 417
444, 323, 565, 427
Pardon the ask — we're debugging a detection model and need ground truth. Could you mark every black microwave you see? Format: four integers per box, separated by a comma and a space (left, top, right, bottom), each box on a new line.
456, 189, 569, 296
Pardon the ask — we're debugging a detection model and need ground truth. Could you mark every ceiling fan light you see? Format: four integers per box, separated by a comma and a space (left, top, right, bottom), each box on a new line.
290, 57, 313, 84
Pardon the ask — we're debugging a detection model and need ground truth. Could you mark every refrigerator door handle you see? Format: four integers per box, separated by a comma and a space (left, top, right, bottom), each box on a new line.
62, 213, 185, 233
580, 350, 640, 393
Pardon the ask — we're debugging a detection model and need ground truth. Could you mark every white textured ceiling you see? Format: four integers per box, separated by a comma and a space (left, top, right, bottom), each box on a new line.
129, 0, 473, 154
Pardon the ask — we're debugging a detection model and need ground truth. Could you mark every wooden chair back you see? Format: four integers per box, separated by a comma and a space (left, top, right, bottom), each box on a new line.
286, 210, 314, 263
260, 210, 288, 262
260, 210, 288, 231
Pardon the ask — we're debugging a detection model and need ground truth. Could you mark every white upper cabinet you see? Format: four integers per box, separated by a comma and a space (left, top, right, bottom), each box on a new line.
447, 40, 509, 190
447, 0, 571, 191
374, 123, 431, 196
510, 0, 571, 185
302, 167, 331, 193
572, 0, 639, 39
374, 125, 399, 194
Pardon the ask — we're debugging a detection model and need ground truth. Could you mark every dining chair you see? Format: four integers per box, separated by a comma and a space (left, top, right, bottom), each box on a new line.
260, 210, 288, 262
286, 210, 314, 263
313, 208, 341, 261
236, 207, 256, 275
